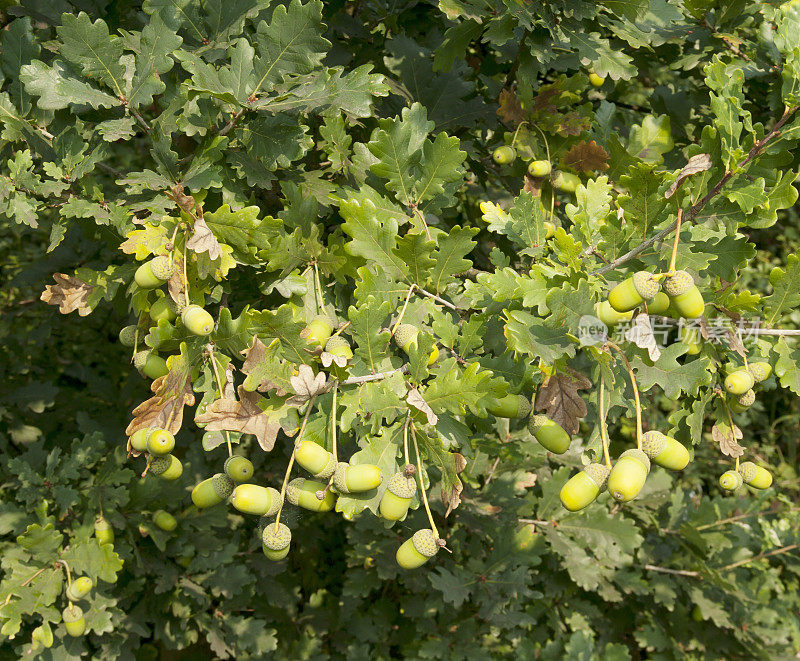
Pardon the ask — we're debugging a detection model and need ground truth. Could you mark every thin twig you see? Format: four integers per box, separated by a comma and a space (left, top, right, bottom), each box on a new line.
716, 544, 800, 571
416, 286, 458, 311
218, 108, 246, 137
340, 364, 409, 386
644, 564, 701, 577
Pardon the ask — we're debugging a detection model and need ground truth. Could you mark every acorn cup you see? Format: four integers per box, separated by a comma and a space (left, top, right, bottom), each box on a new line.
608, 271, 660, 313
595, 300, 633, 327
224, 455, 254, 483
380, 471, 417, 520
325, 335, 353, 360
181, 304, 215, 336
396, 529, 441, 569
729, 389, 755, 413
65, 576, 93, 602
149, 454, 183, 481
663, 270, 704, 319
286, 478, 336, 511
191, 473, 235, 508
641, 431, 690, 471
303, 314, 333, 348
738, 461, 773, 489
334, 462, 383, 494
560, 463, 611, 512
119, 325, 138, 347
262, 522, 292, 561
647, 291, 671, 316
153, 510, 177, 531
724, 369, 755, 396
62, 605, 86, 637
486, 394, 532, 419
492, 145, 516, 165
94, 516, 114, 545
231, 484, 280, 516
607, 449, 650, 502
748, 362, 772, 383
527, 415, 571, 454
295, 440, 336, 479
394, 323, 439, 366
719, 470, 743, 491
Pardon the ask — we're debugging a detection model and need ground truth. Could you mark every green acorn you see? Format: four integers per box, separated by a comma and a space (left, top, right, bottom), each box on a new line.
149, 454, 183, 480
134, 350, 169, 380
719, 470, 743, 491
486, 394, 532, 419
325, 335, 353, 360
551, 170, 580, 192
304, 314, 333, 348
527, 415, 571, 454
149, 255, 175, 281
396, 529, 441, 569
224, 455, 254, 483
295, 440, 336, 479
65, 576, 93, 602
544, 221, 556, 239
595, 300, 633, 327
560, 463, 610, 511
119, 325, 138, 347
588, 71, 606, 87
647, 291, 671, 316
334, 462, 383, 494
608, 271, 660, 312
94, 515, 114, 545
607, 449, 650, 502
129, 428, 150, 452
679, 325, 702, 355
663, 270, 704, 319
153, 510, 177, 532
231, 484, 280, 516
738, 461, 773, 489
191, 473, 235, 508
146, 428, 175, 455
286, 478, 336, 511
394, 323, 439, 365
379, 471, 417, 520
149, 295, 178, 323
134, 260, 165, 289
181, 304, 215, 336
724, 369, 754, 396
492, 145, 516, 165
641, 430, 690, 471
62, 605, 86, 637
527, 160, 552, 177
748, 362, 772, 383
262, 522, 292, 561
730, 389, 755, 413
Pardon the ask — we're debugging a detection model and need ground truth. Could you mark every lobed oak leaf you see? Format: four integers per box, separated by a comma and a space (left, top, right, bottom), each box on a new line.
497, 89, 525, 126
186, 214, 223, 261
712, 421, 745, 458
534, 369, 590, 434
126, 372, 195, 437
625, 313, 661, 361
41, 273, 94, 316
240, 336, 292, 394
531, 85, 559, 115
664, 154, 712, 199
557, 112, 591, 137
407, 387, 438, 426
563, 140, 609, 172
287, 364, 330, 405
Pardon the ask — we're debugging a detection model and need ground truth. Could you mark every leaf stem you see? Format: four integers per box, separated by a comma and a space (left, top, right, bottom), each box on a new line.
209, 353, 233, 457
181, 239, 190, 309
667, 207, 682, 274
410, 422, 438, 537
403, 411, 411, 466
607, 342, 643, 450
312, 260, 326, 314
392, 285, 416, 334
331, 383, 338, 463
599, 376, 612, 469
274, 395, 317, 531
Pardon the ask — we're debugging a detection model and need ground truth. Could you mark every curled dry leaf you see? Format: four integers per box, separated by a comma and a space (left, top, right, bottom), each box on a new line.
712, 421, 745, 458
240, 336, 292, 395
286, 364, 330, 406
320, 351, 348, 368
40, 273, 94, 316
186, 215, 223, 261
167, 255, 185, 305
443, 452, 466, 517
126, 373, 195, 437
169, 184, 195, 213
625, 313, 661, 361
562, 140, 609, 172
664, 154, 712, 199
407, 387, 438, 426
725, 328, 747, 357
195, 386, 297, 452
497, 89, 525, 127
534, 369, 590, 435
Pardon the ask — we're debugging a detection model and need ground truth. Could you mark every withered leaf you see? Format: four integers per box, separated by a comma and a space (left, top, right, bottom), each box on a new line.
712, 421, 745, 458
563, 140, 609, 172
186, 215, 223, 261
167, 256, 186, 305
625, 313, 661, 361
534, 369, 591, 435
665, 154, 712, 199
169, 184, 195, 213
126, 373, 195, 437
286, 364, 330, 406
320, 351, 348, 368
725, 328, 747, 357
41, 273, 94, 316
557, 111, 591, 137
531, 84, 560, 115
240, 336, 293, 394
523, 174, 543, 197
442, 452, 466, 517
195, 387, 296, 451
497, 89, 525, 127
407, 387, 438, 426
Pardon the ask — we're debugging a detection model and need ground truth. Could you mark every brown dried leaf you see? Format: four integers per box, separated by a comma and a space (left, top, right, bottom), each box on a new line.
320, 351, 348, 368
443, 452, 466, 517
240, 337, 290, 395
167, 255, 185, 305
664, 154, 712, 199
556, 111, 591, 137
523, 174, 543, 196
287, 364, 330, 406
126, 373, 195, 437
712, 421, 745, 458
169, 184, 195, 213
515, 472, 538, 491
563, 140, 609, 172
534, 369, 590, 434
40, 273, 94, 316
186, 215, 223, 261
625, 313, 661, 361
725, 329, 747, 357
531, 85, 560, 115
195, 387, 294, 452
497, 89, 525, 127
407, 387, 438, 426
